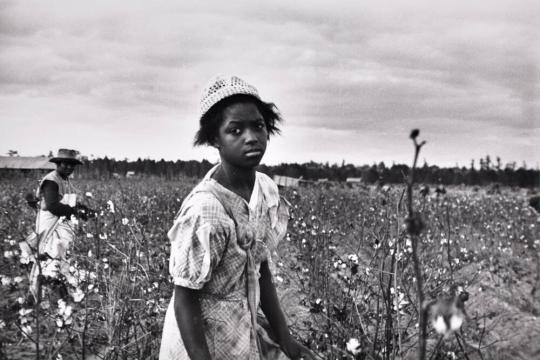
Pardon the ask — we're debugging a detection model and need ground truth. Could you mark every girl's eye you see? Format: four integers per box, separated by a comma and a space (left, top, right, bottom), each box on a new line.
230, 128, 241, 135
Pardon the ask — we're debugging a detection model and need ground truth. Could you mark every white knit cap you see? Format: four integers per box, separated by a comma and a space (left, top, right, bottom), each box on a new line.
200, 75, 260, 119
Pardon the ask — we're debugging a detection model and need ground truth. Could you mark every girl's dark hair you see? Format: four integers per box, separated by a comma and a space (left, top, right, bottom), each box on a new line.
194, 94, 282, 146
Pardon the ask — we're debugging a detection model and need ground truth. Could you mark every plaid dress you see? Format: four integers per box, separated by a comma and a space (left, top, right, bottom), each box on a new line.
159, 166, 289, 359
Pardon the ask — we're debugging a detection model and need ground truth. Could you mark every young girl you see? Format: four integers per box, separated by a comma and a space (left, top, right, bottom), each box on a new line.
159, 76, 315, 359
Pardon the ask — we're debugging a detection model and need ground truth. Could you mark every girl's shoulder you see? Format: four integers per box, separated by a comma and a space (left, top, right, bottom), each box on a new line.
256, 171, 277, 188
256, 171, 281, 206
175, 181, 230, 224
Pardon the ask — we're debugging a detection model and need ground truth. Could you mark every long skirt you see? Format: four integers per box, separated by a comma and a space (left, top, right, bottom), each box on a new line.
21, 211, 76, 299
159, 292, 286, 359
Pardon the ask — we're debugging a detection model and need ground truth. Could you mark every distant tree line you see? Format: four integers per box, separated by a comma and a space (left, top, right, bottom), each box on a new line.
74, 156, 538, 188
78, 157, 215, 180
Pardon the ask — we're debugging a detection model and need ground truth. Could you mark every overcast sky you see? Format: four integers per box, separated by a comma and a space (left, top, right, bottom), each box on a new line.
1, 0, 538, 167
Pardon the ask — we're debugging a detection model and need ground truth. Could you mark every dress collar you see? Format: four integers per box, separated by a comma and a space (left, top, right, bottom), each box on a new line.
203, 164, 261, 210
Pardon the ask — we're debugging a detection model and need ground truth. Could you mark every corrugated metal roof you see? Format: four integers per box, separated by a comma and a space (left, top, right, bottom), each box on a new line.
0, 156, 56, 170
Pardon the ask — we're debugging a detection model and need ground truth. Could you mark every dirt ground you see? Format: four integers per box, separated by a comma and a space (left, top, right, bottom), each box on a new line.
450, 256, 540, 360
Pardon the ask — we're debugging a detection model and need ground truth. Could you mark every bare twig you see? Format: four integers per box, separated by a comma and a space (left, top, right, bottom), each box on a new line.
454, 332, 471, 360
394, 193, 403, 359
406, 129, 427, 360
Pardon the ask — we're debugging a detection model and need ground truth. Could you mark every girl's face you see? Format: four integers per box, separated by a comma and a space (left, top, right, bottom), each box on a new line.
214, 101, 268, 169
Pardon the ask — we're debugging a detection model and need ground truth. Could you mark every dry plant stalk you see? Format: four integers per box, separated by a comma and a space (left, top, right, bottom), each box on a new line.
405, 129, 427, 360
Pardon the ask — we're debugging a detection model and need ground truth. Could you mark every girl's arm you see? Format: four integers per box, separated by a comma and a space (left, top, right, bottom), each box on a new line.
174, 285, 212, 360
259, 261, 316, 359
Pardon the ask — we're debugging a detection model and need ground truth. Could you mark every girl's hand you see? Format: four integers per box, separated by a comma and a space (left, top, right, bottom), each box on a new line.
281, 337, 317, 360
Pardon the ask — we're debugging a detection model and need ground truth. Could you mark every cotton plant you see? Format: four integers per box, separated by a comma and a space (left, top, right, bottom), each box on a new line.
428, 287, 468, 339
346, 337, 362, 356
18, 307, 34, 337
55, 299, 74, 328
391, 287, 410, 314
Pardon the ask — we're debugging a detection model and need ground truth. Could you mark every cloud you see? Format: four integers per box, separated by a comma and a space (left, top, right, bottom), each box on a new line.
0, 0, 538, 166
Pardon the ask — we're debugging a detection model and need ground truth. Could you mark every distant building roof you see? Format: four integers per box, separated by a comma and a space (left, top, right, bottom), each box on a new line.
273, 175, 301, 187
346, 177, 363, 183
0, 156, 56, 170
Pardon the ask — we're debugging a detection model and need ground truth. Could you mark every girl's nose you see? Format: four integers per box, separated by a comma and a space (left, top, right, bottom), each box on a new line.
244, 129, 258, 143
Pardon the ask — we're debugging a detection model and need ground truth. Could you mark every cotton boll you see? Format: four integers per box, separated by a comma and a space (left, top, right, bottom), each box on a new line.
346, 338, 362, 355
449, 314, 463, 331
432, 315, 447, 335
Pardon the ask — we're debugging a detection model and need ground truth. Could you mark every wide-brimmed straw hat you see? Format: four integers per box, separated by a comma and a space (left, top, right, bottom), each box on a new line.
49, 148, 83, 165
200, 75, 260, 119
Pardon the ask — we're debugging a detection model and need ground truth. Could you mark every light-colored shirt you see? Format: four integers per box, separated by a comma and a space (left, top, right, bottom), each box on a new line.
34, 170, 77, 259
